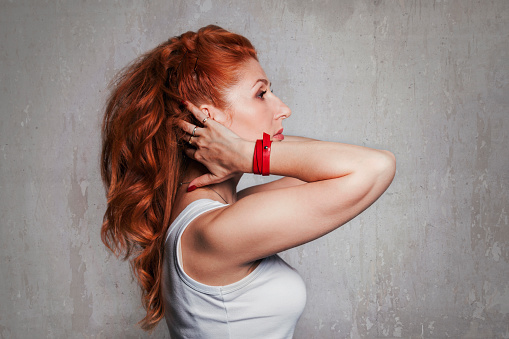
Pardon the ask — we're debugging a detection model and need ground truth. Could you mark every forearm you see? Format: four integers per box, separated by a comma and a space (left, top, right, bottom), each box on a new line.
242, 140, 395, 184
237, 136, 325, 199
179, 98, 394, 190
281, 135, 317, 142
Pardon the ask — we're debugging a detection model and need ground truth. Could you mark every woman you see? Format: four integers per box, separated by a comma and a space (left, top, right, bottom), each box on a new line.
101, 25, 395, 337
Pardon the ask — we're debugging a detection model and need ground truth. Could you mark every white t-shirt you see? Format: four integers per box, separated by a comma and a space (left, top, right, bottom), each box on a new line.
162, 199, 307, 339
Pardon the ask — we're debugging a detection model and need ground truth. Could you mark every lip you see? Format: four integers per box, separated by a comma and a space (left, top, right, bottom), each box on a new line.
273, 128, 284, 141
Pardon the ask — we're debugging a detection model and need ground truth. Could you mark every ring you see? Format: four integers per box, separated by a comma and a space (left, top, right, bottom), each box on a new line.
188, 135, 193, 144
202, 117, 208, 124
192, 126, 197, 137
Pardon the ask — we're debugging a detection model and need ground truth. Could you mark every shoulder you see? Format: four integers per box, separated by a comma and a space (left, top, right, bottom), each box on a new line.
170, 186, 229, 226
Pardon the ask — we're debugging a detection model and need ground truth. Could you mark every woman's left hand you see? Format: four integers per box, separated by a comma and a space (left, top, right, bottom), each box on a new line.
178, 101, 252, 189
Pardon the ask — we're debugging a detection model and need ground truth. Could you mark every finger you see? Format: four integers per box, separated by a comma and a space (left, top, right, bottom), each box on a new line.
184, 147, 197, 159
177, 120, 203, 137
188, 173, 221, 190
183, 101, 209, 123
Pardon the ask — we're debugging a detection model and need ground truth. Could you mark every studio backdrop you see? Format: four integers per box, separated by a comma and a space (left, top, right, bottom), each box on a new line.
1, 1, 508, 338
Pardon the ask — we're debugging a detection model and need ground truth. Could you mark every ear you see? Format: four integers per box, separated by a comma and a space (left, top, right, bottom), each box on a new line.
199, 104, 230, 125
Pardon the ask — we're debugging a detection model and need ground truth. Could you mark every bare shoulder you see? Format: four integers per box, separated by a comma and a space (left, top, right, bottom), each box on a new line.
169, 186, 226, 225
177, 201, 252, 286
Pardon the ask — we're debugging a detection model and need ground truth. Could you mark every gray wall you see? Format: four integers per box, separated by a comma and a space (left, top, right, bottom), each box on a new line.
1, 1, 508, 338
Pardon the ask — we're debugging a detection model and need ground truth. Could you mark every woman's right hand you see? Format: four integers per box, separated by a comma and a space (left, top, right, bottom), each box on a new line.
178, 101, 252, 189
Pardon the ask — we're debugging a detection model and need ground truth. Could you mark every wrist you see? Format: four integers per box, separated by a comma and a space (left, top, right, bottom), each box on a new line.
239, 140, 255, 174
252, 133, 272, 176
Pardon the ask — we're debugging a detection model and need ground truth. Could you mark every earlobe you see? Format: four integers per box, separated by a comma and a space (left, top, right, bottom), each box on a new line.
198, 104, 213, 120
199, 104, 228, 124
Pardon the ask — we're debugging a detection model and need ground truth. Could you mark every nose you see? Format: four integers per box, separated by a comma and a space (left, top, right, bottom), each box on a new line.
274, 96, 291, 120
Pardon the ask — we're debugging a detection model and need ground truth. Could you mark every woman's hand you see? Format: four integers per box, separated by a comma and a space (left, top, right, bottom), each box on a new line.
179, 101, 252, 189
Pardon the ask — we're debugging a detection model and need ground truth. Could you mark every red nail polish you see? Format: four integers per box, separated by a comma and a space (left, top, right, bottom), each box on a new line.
187, 185, 196, 192
181, 100, 187, 105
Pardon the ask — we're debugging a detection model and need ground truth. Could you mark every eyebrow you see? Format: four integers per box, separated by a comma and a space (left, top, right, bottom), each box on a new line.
252, 78, 271, 88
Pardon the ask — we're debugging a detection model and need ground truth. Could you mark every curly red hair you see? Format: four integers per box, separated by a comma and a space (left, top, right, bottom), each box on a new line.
100, 25, 257, 330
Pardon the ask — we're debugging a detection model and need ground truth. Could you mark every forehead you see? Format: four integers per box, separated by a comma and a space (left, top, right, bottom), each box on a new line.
225, 58, 269, 105
236, 58, 269, 89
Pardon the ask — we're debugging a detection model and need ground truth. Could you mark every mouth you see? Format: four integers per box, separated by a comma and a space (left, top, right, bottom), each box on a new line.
273, 128, 284, 141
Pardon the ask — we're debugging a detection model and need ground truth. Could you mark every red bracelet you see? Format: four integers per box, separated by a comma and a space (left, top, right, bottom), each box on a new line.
262, 133, 271, 176
253, 139, 262, 174
253, 133, 272, 175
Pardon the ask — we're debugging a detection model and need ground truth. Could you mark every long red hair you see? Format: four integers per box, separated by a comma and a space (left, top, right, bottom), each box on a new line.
100, 25, 257, 330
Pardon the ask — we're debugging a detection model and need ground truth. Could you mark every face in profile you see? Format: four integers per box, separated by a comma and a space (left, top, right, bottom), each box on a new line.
215, 58, 292, 142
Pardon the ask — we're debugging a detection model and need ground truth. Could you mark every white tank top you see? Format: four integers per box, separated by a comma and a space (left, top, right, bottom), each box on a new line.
162, 199, 307, 339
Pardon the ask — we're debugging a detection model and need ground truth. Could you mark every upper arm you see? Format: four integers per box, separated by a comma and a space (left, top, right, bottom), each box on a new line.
201, 152, 395, 265
237, 176, 306, 199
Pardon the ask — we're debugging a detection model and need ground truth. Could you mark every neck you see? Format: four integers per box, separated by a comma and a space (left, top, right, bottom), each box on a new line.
182, 160, 241, 204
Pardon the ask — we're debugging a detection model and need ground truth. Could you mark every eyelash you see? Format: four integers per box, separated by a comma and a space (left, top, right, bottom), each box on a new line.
258, 89, 273, 99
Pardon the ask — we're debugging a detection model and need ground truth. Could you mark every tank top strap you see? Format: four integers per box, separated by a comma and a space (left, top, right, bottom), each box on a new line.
165, 199, 227, 245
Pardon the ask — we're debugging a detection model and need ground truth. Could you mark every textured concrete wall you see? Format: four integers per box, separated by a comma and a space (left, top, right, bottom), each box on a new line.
1, 1, 508, 338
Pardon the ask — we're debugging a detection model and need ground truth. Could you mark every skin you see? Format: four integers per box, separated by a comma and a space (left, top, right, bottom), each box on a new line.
172, 58, 396, 286
221, 58, 291, 142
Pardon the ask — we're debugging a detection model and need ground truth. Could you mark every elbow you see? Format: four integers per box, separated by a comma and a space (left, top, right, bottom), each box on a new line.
325, 150, 395, 216
355, 150, 396, 202
375, 150, 396, 187
323, 150, 395, 216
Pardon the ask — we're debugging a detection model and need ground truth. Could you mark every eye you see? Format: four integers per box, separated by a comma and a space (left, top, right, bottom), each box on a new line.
257, 90, 267, 99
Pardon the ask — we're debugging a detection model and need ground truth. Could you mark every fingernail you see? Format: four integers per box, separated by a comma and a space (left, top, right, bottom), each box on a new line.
181, 100, 187, 105
187, 185, 196, 192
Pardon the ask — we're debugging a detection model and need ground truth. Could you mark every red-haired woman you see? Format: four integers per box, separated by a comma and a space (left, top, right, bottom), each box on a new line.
101, 25, 395, 337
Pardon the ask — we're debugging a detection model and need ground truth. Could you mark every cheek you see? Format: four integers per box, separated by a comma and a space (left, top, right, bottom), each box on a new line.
228, 115, 261, 141
243, 107, 269, 128
228, 101, 271, 139
236, 115, 261, 138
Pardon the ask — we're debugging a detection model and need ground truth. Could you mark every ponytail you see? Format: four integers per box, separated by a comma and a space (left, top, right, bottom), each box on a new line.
100, 25, 257, 330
